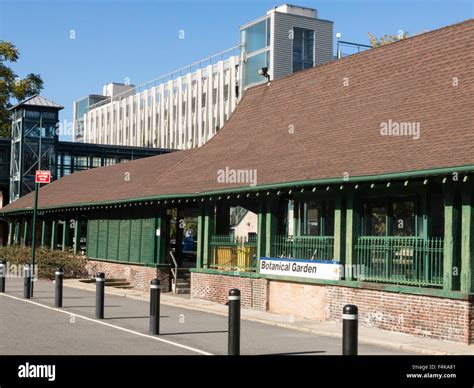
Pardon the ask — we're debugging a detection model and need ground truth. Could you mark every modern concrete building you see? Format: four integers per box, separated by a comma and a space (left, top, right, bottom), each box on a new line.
74, 4, 334, 149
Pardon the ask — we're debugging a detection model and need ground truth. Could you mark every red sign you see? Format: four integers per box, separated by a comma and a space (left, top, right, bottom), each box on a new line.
35, 170, 51, 184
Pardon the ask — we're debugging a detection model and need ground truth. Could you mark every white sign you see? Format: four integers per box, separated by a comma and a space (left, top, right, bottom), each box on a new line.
259, 258, 343, 281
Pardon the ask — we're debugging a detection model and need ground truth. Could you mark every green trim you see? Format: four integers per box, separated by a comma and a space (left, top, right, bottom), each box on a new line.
190, 268, 473, 300
461, 184, 474, 293
4, 165, 474, 214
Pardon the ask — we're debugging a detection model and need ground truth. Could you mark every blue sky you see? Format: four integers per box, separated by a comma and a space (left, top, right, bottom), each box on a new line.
0, 0, 472, 140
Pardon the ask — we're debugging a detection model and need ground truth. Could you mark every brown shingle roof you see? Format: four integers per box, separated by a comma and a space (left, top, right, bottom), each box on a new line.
4, 19, 474, 212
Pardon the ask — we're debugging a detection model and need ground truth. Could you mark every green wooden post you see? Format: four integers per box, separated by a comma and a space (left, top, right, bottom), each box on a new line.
333, 194, 346, 262
155, 209, 168, 264
345, 189, 360, 280
196, 205, 205, 268
40, 219, 47, 247
7, 222, 13, 245
50, 219, 58, 250
443, 184, 459, 291
265, 197, 278, 257
14, 221, 20, 244
256, 199, 266, 261
62, 218, 69, 252
460, 183, 474, 293
73, 219, 81, 254
421, 190, 431, 283
23, 219, 29, 247
202, 203, 215, 269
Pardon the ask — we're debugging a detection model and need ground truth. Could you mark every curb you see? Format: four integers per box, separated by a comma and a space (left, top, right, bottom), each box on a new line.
63, 281, 469, 356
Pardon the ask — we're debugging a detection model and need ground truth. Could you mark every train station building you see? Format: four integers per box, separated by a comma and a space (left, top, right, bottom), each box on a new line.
2, 19, 473, 344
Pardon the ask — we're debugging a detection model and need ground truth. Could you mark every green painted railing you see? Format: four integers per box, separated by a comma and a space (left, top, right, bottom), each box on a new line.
355, 236, 444, 287
273, 235, 335, 261
209, 235, 257, 271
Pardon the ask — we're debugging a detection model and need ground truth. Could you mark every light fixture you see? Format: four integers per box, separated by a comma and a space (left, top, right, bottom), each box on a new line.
258, 67, 271, 82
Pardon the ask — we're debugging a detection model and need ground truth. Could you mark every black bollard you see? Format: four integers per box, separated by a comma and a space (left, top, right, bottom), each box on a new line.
0, 260, 5, 293
23, 264, 31, 299
149, 278, 161, 335
55, 268, 64, 308
342, 304, 358, 355
228, 288, 241, 355
95, 272, 105, 319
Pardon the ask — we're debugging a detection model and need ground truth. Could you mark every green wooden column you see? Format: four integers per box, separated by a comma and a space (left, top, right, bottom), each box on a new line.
7, 221, 13, 245
265, 197, 278, 257
460, 183, 474, 293
345, 189, 360, 280
40, 219, 47, 247
22, 219, 29, 247
196, 205, 205, 268
62, 218, 70, 252
50, 219, 58, 250
155, 209, 168, 264
14, 220, 20, 244
333, 194, 346, 262
202, 203, 215, 268
256, 199, 266, 260
73, 219, 81, 254
443, 184, 460, 291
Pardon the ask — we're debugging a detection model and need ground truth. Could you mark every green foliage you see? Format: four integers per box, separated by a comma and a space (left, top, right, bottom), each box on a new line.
0, 41, 44, 137
0, 245, 87, 279
368, 31, 409, 47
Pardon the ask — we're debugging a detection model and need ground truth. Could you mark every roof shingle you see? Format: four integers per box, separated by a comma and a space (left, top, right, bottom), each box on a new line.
4, 19, 474, 212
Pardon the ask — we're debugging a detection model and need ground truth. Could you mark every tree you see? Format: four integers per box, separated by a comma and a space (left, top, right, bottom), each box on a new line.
368, 31, 409, 47
0, 41, 44, 137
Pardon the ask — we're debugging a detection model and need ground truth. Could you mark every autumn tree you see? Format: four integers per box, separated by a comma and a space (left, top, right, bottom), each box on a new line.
368, 31, 409, 47
0, 41, 44, 137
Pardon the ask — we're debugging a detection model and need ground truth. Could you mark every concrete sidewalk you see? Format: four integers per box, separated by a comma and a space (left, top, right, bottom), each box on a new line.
64, 279, 474, 356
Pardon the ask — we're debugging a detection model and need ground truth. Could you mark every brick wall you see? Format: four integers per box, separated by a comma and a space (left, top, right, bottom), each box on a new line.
325, 286, 472, 343
86, 260, 170, 292
191, 272, 268, 310
268, 281, 327, 321
190, 272, 474, 344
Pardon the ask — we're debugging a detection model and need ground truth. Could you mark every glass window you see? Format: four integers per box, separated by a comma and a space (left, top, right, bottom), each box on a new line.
297, 200, 335, 236
241, 20, 269, 53
293, 27, 314, 73
391, 199, 415, 236
364, 199, 387, 236
245, 52, 269, 86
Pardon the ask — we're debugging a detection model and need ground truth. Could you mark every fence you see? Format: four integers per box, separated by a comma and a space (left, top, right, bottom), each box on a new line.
273, 235, 335, 261
355, 236, 444, 287
208, 235, 257, 271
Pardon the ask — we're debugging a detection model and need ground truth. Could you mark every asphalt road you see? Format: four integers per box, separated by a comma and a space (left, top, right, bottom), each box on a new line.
0, 278, 411, 355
